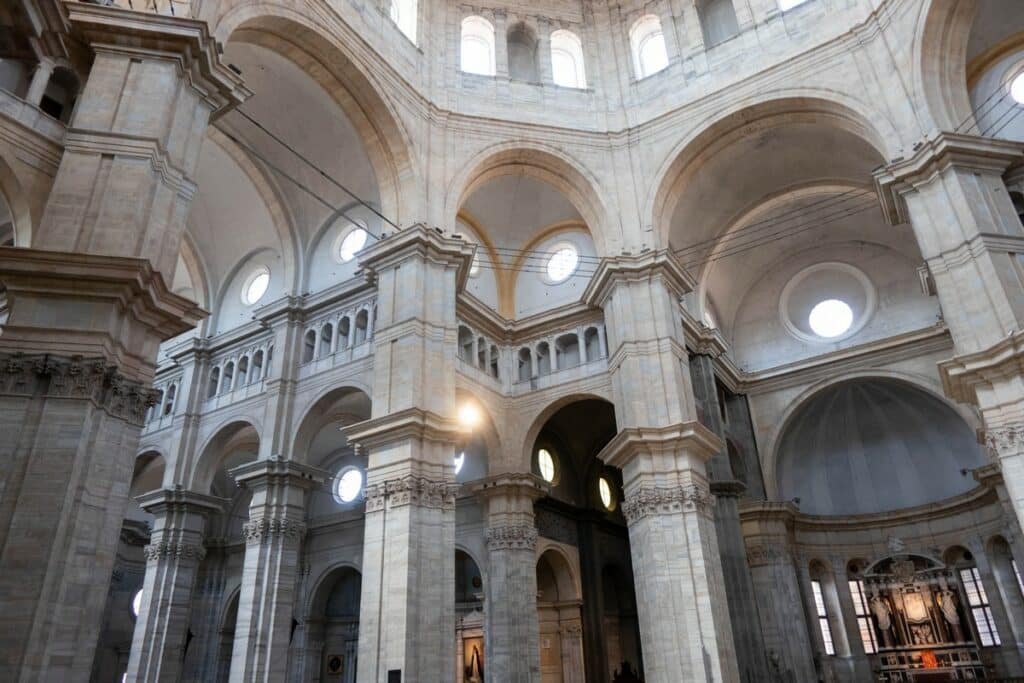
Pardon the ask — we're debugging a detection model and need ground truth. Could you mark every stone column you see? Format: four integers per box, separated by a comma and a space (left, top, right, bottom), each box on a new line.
228, 459, 323, 683
25, 57, 55, 107
472, 474, 549, 683
875, 133, 1024, 530
585, 251, 739, 682
344, 225, 474, 683
126, 488, 224, 682
738, 501, 817, 683
0, 6, 245, 682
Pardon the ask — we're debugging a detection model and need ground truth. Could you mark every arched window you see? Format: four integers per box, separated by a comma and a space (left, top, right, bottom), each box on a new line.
699, 0, 739, 47
461, 16, 496, 76
236, 357, 248, 386
507, 22, 540, 82
354, 310, 368, 345
207, 367, 220, 399
320, 323, 333, 358
550, 30, 586, 88
630, 15, 669, 79
303, 330, 316, 363
251, 350, 264, 382
162, 384, 176, 416
390, 0, 417, 43
221, 362, 234, 394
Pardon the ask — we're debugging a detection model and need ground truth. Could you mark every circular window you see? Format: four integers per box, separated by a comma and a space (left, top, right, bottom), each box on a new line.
131, 589, 143, 617
454, 451, 466, 475
241, 267, 270, 306
598, 477, 615, 511
808, 299, 853, 338
779, 262, 875, 344
546, 243, 579, 283
1012, 72, 1024, 105
537, 448, 556, 483
337, 225, 369, 263
334, 467, 363, 503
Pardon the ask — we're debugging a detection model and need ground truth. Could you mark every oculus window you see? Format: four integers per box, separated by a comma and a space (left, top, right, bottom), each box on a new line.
131, 589, 143, 618
808, 299, 853, 338
1011, 72, 1024, 105
336, 223, 369, 263
334, 467, 363, 504
546, 243, 579, 283
537, 448, 556, 482
241, 267, 270, 306
598, 476, 615, 510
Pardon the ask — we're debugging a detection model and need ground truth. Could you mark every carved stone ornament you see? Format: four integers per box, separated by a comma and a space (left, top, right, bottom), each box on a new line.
985, 426, 1024, 461
242, 517, 307, 543
486, 524, 538, 551
363, 475, 459, 512
620, 484, 715, 524
745, 543, 786, 567
0, 353, 159, 425
143, 541, 207, 563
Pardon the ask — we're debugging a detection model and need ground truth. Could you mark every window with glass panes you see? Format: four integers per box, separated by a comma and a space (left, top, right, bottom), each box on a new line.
848, 579, 877, 654
960, 567, 1001, 647
811, 580, 836, 655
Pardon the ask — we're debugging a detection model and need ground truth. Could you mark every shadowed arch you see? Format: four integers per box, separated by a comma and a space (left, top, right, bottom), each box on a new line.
0, 150, 34, 247
290, 385, 372, 466
215, 8, 419, 225
189, 419, 262, 493
447, 143, 617, 256
519, 391, 615, 473
916, 0, 978, 132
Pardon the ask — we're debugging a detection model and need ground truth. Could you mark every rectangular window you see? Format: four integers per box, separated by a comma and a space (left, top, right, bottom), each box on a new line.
1013, 559, 1024, 596
811, 580, 836, 655
848, 579, 878, 654
960, 567, 1001, 647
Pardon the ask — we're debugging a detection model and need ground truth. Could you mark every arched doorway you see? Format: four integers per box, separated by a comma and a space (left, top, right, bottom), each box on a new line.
456, 549, 485, 683
537, 549, 584, 683
308, 567, 361, 682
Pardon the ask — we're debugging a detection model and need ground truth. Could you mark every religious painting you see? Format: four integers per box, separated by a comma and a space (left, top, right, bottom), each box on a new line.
903, 591, 929, 623
463, 636, 484, 682
325, 654, 344, 676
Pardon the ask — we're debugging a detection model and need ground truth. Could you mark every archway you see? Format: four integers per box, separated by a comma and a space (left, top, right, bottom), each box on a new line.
536, 549, 584, 683
456, 549, 485, 682
307, 566, 362, 682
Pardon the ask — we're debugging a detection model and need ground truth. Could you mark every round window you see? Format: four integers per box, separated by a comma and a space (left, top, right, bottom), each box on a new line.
454, 451, 466, 475
546, 243, 579, 283
241, 267, 270, 306
337, 224, 369, 263
808, 299, 853, 338
598, 477, 615, 511
334, 467, 363, 503
537, 448, 556, 483
131, 589, 143, 617
1012, 72, 1024, 105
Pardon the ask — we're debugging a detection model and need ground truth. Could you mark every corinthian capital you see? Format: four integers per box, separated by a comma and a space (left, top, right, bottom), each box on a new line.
621, 484, 714, 524
485, 524, 538, 551
985, 426, 1024, 460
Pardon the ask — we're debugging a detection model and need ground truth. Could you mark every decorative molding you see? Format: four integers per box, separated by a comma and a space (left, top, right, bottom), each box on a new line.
985, 426, 1024, 461
242, 517, 307, 542
0, 353, 160, 425
143, 540, 207, 563
621, 484, 714, 523
745, 543, 787, 567
363, 475, 459, 512
485, 524, 538, 550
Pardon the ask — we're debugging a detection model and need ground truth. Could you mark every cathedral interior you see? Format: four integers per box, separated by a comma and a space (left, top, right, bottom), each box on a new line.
4, 0, 1024, 681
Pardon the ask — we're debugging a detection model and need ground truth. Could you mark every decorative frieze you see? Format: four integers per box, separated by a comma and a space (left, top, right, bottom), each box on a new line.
485, 524, 538, 550
363, 475, 459, 512
745, 543, 787, 567
985, 426, 1024, 461
242, 517, 307, 542
621, 484, 715, 524
143, 541, 207, 563
0, 353, 159, 425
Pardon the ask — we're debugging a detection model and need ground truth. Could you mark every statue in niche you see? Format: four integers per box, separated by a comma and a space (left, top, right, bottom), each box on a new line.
936, 588, 965, 642
465, 643, 484, 682
870, 595, 896, 647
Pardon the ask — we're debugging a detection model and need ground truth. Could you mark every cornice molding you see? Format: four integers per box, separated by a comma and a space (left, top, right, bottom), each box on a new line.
340, 407, 463, 450
596, 421, 723, 470
356, 223, 476, 291
582, 250, 695, 308
938, 329, 1024, 403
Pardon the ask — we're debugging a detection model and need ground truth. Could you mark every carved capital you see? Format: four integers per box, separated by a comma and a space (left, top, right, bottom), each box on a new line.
985, 426, 1024, 460
621, 484, 714, 524
486, 524, 538, 551
242, 517, 307, 543
363, 475, 458, 512
143, 540, 207, 563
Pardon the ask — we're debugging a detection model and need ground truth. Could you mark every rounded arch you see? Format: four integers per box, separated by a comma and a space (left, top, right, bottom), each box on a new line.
915, 0, 978, 132
176, 231, 213, 311
536, 545, 582, 602
446, 142, 617, 256
188, 418, 263, 493
762, 370, 981, 498
0, 149, 34, 247
213, 7, 419, 225
648, 94, 902, 250
518, 391, 615, 473
306, 562, 362, 617
290, 385, 372, 466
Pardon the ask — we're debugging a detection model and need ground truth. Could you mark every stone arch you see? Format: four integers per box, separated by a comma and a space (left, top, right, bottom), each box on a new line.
446, 142, 617, 256
915, 0, 978, 133
290, 385, 372, 466
518, 391, 615, 473
535, 545, 582, 602
307, 562, 362, 616
214, 7, 420, 225
177, 231, 213, 311
188, 418, 262, 493
648, 94, 902, 250
762, 369, 980, 499
0, 149, 34, 247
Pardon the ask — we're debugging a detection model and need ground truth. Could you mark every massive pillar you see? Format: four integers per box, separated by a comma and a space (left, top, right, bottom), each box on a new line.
126, 488, 224, 683
585, 251, 739, 683
472, 474, 549, 683
344, 225, 474, 683
228, 459, 323, 683
0, 5, 245, 681
875, 133, 1024, 526
738, 501, 817, 683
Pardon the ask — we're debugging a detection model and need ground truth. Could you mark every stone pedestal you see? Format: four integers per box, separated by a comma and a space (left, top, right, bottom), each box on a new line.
0, 6, 243, 680
472, 473, 549, 683
126, 487, 224, 683
738, 501, 817, 683
228, 459, 323, 683
586, 250, 739, 682
345, 225, 474, 683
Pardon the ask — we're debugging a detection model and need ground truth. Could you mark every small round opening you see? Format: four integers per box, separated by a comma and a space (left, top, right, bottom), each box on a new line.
598, 477, 615, 510
131, 589, 143, 617
537, 448, 555, 482
808, 299, 853, 338
335, 467, 363, 503
546, 244, 579, 283
241, 268, 270, 306
1012, 72, 1024, 105
338, 226, 369, 262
